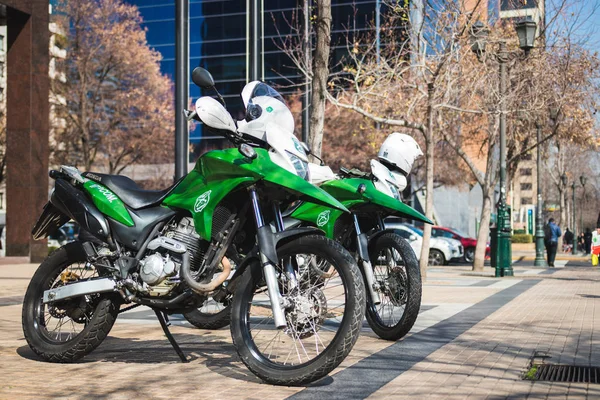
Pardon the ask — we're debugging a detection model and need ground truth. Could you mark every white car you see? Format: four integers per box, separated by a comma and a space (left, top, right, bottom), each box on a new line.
384, 221, 463, 265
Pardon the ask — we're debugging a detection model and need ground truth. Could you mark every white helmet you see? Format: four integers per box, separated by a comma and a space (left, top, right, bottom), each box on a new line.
377, 132, 423, 175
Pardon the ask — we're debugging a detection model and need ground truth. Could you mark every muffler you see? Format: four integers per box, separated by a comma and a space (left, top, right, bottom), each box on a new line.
43, 278, 118, 304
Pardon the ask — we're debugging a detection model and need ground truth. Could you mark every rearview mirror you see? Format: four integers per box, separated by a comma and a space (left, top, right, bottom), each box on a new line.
192, 67, 215, 89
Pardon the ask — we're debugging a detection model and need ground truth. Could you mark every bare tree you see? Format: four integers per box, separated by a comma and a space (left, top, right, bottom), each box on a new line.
323, 1, 483, 278
51, 0, 174, 174
307, 0, 332, 160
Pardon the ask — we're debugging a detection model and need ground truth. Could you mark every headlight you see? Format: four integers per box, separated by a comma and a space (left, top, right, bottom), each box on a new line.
286, 151, 309, 181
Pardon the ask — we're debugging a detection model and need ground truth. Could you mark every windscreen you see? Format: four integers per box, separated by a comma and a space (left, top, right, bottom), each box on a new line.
250, 83, 285, 104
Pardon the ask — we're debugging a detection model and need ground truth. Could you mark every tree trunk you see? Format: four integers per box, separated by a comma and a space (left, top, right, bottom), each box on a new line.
559, 188, 566, 228
418, 132, 434, 280
308, 0, 331, 160
473, 189, 492, 271
418, 87, 435, 280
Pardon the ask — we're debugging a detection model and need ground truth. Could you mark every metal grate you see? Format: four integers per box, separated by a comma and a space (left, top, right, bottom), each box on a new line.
530, 364, 600, 383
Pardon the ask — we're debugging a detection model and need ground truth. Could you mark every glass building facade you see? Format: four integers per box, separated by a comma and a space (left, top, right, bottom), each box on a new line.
125, 0, 385, 150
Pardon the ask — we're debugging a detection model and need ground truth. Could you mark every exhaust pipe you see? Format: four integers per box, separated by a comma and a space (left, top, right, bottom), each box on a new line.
43, 278, 118, 304
180, 252, 232, 294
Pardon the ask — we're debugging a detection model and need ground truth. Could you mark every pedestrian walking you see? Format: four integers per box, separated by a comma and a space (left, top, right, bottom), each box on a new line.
584, 228, 593, 255
578, 232, 585, 253
563, 228, 574, 253
545, 218, 562, 267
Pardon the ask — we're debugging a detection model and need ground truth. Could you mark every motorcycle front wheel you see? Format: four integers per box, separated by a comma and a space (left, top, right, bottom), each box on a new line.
22, 242, 119, 362
366, 232, 421, 341
230, 234, 365, 386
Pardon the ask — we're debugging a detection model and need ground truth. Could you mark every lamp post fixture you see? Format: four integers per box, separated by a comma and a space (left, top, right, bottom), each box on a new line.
533, 122, 547, 266
470, 19, 537, 277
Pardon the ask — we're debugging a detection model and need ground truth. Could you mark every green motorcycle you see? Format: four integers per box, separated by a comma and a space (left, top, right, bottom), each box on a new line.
24, 68, 365, 386
288, 159, 431, 341
189, 128, 432, 341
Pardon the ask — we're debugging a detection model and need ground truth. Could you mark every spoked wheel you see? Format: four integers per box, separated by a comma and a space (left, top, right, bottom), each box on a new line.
230, 235, 365, 386
366, 233, 421, 341
22, 242, 119, 362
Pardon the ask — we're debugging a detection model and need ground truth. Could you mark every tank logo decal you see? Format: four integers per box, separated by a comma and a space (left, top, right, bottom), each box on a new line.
89, 184, 117, 203
317, 210, 330, 227
194, 190, 212, 213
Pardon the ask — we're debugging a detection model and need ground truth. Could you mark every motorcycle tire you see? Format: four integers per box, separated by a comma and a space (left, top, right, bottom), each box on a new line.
366, 232, 421, 341
230, 234, 365, 386
22, 242, 119, 362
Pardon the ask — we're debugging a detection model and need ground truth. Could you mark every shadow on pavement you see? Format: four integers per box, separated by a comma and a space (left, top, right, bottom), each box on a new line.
15, 332, 267, 384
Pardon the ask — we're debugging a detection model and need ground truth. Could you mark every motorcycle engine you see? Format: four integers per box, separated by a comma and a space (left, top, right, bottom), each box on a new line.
135, 218, 209, 297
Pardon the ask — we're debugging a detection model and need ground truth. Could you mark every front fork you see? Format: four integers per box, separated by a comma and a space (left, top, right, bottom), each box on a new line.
353, 214, 381, 305
249, 187, 295, 329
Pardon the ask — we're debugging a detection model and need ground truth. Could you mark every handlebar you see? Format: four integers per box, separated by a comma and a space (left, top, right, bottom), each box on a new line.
339, 166, 372, 179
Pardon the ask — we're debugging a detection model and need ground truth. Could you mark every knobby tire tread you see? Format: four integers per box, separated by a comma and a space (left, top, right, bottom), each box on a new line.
230, 235, 365, 386
22, 242, 118, 363
366, 233, 421, 341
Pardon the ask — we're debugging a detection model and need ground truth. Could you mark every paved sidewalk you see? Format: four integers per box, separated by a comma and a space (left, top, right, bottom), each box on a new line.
1, 261, 599, 399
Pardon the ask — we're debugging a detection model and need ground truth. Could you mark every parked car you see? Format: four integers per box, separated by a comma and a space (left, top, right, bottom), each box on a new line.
432, 226, 490, 263
384, 219, 463, 265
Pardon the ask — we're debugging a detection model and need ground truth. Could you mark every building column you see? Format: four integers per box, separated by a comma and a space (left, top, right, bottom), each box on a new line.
6, 1, 49, 262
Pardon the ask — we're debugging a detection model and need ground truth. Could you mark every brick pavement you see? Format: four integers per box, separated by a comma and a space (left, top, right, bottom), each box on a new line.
0, 262, 599, 399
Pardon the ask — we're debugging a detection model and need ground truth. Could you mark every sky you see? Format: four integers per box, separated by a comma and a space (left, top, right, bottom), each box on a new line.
546, 0, 600, 53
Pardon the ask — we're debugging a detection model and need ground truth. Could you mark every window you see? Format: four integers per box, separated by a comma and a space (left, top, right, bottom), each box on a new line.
521, 198, 532, 205
0, 35, 3, 52
520, 183, 532, 190
520, 168, 532, 176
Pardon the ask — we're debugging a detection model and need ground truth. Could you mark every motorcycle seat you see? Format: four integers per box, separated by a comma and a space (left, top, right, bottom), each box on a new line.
82, 172, 182, 210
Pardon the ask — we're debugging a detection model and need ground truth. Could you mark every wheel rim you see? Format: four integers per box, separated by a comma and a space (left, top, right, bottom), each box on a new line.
429, 251, 443, 266
34, 261, 100, 344
243, 252, 348, 367
465, 249, 475, 263
371, 246, 408, 328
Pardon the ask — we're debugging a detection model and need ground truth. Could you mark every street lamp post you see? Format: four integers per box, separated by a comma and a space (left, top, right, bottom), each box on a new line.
572, 181, 577, 253
534, 123, 547, 266
470, 20, 537, 277
580, 175, 587, 238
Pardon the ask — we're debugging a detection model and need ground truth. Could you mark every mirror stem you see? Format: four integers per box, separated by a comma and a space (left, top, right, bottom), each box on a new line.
212, 87, 226, 107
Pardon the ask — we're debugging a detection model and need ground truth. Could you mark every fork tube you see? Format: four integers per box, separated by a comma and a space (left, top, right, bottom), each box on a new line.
353, 214, 381, 305
249, 188, 286, 329
377, 214, 385, 231
272, 203, 299, 290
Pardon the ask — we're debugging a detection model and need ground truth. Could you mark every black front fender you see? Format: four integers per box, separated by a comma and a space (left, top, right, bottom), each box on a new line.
367, 228, 403, 255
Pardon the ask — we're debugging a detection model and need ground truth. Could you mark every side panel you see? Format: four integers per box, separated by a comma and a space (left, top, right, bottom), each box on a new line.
290, 202, 346, 238
162, 169, 255, 241
323, 178, 433, 225
198, 148, 348, 212
82, 181, 134, 227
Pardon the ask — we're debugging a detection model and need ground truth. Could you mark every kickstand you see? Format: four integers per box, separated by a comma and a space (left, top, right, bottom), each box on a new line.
154, 309, 188, 363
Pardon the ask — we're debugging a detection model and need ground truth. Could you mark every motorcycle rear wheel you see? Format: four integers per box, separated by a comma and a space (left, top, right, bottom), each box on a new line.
22, 242, 119, 362
366, 233, 421, 341
230, 235, 365, 386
